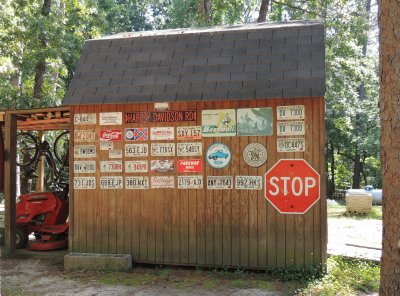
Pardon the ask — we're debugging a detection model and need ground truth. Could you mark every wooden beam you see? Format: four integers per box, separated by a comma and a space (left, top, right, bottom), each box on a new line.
36, 131, 45, 192
4, 113, 17, 256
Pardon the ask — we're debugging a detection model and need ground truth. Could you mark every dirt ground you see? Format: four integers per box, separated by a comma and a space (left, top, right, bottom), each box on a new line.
0, 217, 382, 296
0, 257, 286, 296
328, 218, 382, 261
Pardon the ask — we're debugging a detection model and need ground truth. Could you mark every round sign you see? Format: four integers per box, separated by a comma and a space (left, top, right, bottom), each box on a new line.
206, 143, 231, 169
243, 143, 268, 167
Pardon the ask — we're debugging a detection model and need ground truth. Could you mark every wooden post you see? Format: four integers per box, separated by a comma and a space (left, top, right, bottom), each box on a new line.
36, 131, 45, 192
4, 113, 17, 256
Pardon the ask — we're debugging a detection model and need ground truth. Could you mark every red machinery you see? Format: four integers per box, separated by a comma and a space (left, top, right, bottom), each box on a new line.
16, 191, 68, 251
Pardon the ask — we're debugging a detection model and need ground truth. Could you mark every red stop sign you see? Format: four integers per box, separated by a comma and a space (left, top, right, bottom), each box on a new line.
265, 159, 320, 214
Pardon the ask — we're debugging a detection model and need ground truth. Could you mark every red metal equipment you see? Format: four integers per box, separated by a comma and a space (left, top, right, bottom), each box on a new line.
16, 191, 68, 251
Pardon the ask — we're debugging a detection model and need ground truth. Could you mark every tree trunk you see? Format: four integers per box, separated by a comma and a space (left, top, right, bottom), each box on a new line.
257, 0, 270, 23
330, 142, 336, 194
199, 0, 211, 24
32, 0, 52, 102
352, 0, 371, 189
378, 0, 400, 294
352, 148, 361, 188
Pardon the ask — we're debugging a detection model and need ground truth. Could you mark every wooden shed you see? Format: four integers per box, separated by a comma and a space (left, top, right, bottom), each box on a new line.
6, 21, 327, 269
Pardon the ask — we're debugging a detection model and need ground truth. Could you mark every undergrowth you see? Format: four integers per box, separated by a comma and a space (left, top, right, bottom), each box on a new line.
87, 256, 380, 296
296, 256, 380, 296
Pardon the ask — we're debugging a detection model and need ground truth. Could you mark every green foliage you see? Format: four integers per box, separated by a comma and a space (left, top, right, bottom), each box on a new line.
298, 256, 380, 295
0, 0, 381, 195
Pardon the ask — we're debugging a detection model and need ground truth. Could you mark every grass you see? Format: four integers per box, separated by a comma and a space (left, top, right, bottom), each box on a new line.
66, 256, 380, 296
327, 200, 382, 220
296, 256, 380, 296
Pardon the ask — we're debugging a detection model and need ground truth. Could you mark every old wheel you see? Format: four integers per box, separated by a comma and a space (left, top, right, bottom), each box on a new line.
16, 226, 28, 249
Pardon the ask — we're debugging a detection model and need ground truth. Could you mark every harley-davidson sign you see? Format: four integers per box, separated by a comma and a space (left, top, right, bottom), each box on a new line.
125, 110, 197, 123
100, 129, 122, 142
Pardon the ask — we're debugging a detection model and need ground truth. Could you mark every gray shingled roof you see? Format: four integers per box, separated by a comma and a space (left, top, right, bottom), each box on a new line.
63, 21, 325, 105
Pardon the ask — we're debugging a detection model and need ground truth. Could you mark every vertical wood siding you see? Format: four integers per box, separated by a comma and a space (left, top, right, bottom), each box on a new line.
70, 97, 327, 269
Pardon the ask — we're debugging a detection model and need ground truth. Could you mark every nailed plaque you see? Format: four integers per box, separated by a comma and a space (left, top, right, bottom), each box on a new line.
74, 177, 96, 189
277, 105, 305, 120
277, 121, 305, 136
100, 112, 122, 125
150, 127, 174, 140
125, 128, 148, 141
100, 176, 123, 189
243, 143, 268, 167
207, 176, 233, 190
237, 108, 273, 136
74, 113, 96, 125
74, 130, 95, 143
100, 160, 123, 173
176, 126, 202, 140
125, 144, 148, 157
206, 143, 231, 169
125, 110, 197, 123
235, 176, 263, 190
74, 145, 96, 158
109, 149, 122, 159
151, 143, 175, 156
202, 109, 236, 137
277, 137, 305, 152
125, 160, 148, 173
100, 129, 122, 142
73, 161, 96, 174
151, 160, 174, 172
177, 142, 202, 156
178, 176, 203, 189
125, 176, 149, 189
100, 142, 113, 151
177, 159, 202, 173
151, 176, 175, 189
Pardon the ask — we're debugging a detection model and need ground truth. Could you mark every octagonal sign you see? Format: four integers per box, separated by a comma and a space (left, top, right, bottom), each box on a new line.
265, 159, 320, 214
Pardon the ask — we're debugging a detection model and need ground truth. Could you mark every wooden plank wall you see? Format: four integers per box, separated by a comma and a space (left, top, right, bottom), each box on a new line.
70, 97, 327, 269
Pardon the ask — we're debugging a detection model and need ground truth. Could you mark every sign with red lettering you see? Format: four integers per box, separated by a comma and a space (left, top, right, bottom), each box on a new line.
125, 110, 197, 123
177, 159, 202, 172
265, 159, 320, 214
100, 129, 122, 142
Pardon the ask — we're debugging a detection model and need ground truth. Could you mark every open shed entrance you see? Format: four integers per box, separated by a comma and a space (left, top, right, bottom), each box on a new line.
1, 106, 70, 256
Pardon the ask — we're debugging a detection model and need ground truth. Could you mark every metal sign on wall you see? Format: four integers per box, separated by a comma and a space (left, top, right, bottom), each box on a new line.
125, 144, 148, 157
178, 176, 203, 189
177, 159, 202, 172
151, 143, 175, 156
74, 145, 96, 158
73, 113, 96, 125
237, 108, 273, 136
125, 160, 148, 173
100, 176, 123, 189
100, 112, 122, 125
202, 109, 236, 137
74, 177, 96, 189
207, 176, 233, 189
177, 142, 202, 156
125, 176, 149, 189
125, 110, 197, 123
150, 127, 174, 140
73, 161, 96, 173
100, 129, 122, 142
176, 126, 202, 140
100, 160, 123, 173
151, 176, 175, 189
74, 130, 95, 142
